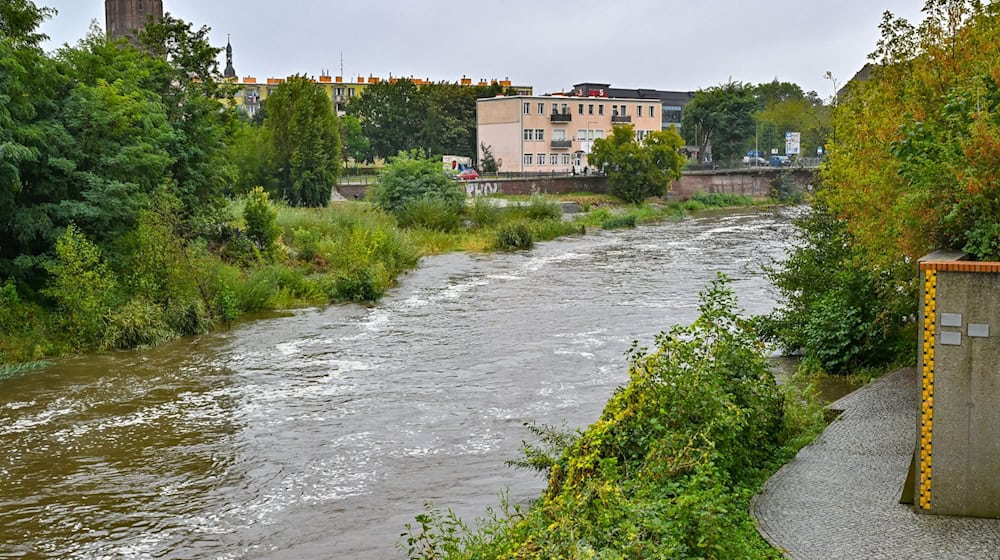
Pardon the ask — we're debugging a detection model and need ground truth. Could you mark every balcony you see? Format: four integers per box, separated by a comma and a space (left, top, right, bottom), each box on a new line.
550, 139, 573, 149
550, 112, 572, 123
611, 115, 632, 124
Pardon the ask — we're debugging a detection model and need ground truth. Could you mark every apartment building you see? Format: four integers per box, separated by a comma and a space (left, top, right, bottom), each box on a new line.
231, 75, 532, 117
477, 95, 662, 173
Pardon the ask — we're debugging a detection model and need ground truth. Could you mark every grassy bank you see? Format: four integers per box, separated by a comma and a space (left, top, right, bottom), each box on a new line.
401, 276, 826, 559
0, 191, 774, 372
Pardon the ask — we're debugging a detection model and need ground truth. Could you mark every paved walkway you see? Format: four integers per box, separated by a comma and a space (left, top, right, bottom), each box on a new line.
752, 367, 1000, 559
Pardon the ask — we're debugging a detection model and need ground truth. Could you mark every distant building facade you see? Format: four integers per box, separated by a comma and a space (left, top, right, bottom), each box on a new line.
230, 74, 532, 118
568, 83, 694, 132
105, 0, 163, 40
477, 94, 662, 173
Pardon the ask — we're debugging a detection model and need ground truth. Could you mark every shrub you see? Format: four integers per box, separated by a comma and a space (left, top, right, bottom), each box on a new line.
506, 195, 561, 221
397, 196, 463, 232
43, 225, 117, 348
331, 267, 383, 302
492, 222, 534, 251
243, 186, 281, 255
465, 196, 501, 228
369, 150, 464, 216
601, 215, 637, 230
102, 297, 174, 350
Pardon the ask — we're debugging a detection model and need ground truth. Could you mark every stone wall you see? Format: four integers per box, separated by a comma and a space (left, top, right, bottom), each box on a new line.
915, 251, 1000, 518
333, 169, 816, 201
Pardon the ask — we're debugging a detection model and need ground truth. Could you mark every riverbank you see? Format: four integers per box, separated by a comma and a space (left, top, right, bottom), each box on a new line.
0, 191, 768, 375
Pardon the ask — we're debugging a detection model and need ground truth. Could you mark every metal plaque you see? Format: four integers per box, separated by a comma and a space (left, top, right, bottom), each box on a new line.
968, 324, 990, 338
941, 313, 963, 328
940, 331, 963, 346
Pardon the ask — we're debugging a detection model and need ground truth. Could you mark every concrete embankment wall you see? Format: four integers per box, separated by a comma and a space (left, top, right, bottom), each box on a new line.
334, 168, 816, 201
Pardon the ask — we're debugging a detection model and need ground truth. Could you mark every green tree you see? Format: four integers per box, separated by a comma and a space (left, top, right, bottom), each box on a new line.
346, 79, 425, 160
0, 0, 54, 46
229, 121, 274, 195
243, 186, 280, 255
588, 124, 685, 204
339, 114, 371, 164
681, 81, 757, 163
43, 225, 116, 348
264, 75, 342, 207
369, 150, 464, 215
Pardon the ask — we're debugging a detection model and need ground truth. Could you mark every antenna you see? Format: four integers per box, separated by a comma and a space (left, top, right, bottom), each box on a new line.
340, 51, 344, 78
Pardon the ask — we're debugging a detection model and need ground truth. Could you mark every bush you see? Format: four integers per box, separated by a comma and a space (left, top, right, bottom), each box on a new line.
43, 225, 117, 348
397, 196, 463, 232
465, 196, 501, 228
369, 150, 465, 216
331, 267, 383, 302
601, 215, 637, 230
244, 186, 281, 255
492, 222, 534, 251
102, 297, 174, 350
409, 276, 793, 559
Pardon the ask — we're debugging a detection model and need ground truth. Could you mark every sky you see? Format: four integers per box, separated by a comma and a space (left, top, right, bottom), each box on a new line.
37, 0, 929, 100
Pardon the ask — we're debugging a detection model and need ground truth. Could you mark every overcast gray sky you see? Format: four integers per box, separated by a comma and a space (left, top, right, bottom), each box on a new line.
38, 0, 927, 99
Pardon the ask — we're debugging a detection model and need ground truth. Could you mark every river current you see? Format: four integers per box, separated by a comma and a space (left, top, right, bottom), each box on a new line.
0, 208, 798, 559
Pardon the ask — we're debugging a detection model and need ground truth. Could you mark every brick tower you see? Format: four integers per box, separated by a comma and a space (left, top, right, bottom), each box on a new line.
105, 0, 164, 40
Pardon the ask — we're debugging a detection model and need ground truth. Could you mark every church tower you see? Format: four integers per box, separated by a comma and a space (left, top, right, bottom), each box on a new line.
223, 36, 237, 79
105, 0, 164, 40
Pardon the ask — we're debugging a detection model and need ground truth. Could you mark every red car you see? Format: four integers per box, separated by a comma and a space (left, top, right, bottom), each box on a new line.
456, 168, 479, 180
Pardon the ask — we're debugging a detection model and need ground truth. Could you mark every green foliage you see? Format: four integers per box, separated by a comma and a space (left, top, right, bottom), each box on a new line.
408, 276, 805, 559
332, 268, 383, 303
102, 297, 173, 350
479, 142, 500, 173
229, 122, 274, 195
370, 150, 465, 215
756, 204, 914, 374
682, 81, 759, 163
510, 194, 562, 221
589, 125, 685, 204
688, 191, 754, 207
339, 114, 370, 163
464, 197, 502, 228
0, 0, 55, 46
264, 75, 341, 207
491, 222, 534, 251
506, 422, 582, 474
397, 197, 463, 232
243, 186, 280, 254
43, 225, 116, 348
601, 215, 637, 230
770, 172, 804, 203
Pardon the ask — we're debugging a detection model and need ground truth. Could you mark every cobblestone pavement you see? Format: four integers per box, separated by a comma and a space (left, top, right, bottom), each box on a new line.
752, 367, 1000, 560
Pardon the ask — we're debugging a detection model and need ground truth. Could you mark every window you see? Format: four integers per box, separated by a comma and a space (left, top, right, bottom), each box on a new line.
538, 102, 545, 115
663, 105, 682, 123
612, 105, 618, 116
594, 130, 604, 139
552, 103, 558, 114
637, 130, 647, 141
552, 129, 566, 140
524, 129, 533, 141
348, 88, 356, 97
561, 153, 571, 165
578, 104, 584, 115
649, 105, 656, 117
535, 129, 544, 141
537, 153, 545, 165
550, 154, 558, 165
523, 102, 531, 114
598, 105, 604, 116
637, 106, 643, 117
577, 129, 586, 140
523, 153, 533, 165
620, 105, 627, 116
588, 104, 594, 115
561, 103, 568, 114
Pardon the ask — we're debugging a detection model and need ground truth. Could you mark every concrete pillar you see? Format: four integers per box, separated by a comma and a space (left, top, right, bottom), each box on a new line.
915, 251, 1000, 518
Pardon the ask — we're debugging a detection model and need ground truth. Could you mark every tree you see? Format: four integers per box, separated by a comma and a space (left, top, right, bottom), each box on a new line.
346, 79, 425, 161
480, 143, 501, 173
681, 81, 757, 163
0, 0, 54, 46
339, 114, 370, 164
264, 75, 342, 207
588, 124, 685, 204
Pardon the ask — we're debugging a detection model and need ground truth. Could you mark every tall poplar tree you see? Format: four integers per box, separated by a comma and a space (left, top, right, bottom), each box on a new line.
264, 75, 342, 207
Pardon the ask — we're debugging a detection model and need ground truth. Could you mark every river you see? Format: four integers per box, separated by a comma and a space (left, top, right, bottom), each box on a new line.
0, 208, 798, 559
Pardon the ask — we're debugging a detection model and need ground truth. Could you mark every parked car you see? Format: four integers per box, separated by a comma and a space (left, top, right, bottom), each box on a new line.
743, 156, 768, 166
456, 168, 479, 180
769, 155, 791, 167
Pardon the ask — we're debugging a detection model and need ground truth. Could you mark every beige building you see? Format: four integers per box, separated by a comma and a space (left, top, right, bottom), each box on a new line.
477, 95, 662, 173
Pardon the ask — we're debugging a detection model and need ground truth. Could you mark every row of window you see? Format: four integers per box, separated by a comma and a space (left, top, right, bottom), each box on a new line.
523, 153, 574, 166
522, 101, 659, 117
523, 128, 606, 141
